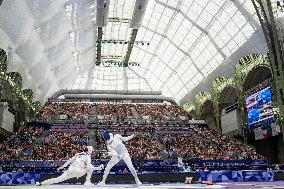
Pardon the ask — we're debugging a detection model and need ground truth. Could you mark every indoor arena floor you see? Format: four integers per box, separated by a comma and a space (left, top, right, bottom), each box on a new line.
1, 182, 284, 189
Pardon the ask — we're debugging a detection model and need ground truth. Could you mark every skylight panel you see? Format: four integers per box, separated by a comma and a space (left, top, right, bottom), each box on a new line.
166, 73, 179, 88
145, 56, 158, 71
195, 55, 208, 69
206, 42, 218, 56
156, 18, 169, 34
130, 47, 139, 61
170, 13, 184, 31
172, 30, 186, 47
226, 39, 239, 54
162, 86, 173, 97
242, 23, 256, 38
214, 53, 224, 65
145, 71, 158, 87
155, 2, 166, 13
208, 1, 221, 13
141, 53, 152, 66
215, 29, 231, 48
154, 61, 166, 76
191, 38, 207, 59
217, 11, 231, 26
149, 34, 162, 47
176, 87, 189, 100
180, 1, 192, 13
225, 20, 239, 37
180, 18, 193, 31
170, 51, 183, 67
152, 79, 163, 90
202, 62, 214, 76
233, 11, 247, 27
190, 2, 204, 17
195, 72, 204, 82
200, 10, 213, 24
174, 77, 184, 90
162, 43, 177, 60
156, 39, 169, 55
176, 60, 192, 76
159, 67, 171, 82
145, 29, 156, 41
148, 15, 161, 29
165, 0, 180, 7
196, 16, 210, 27
234, 31, 248, 46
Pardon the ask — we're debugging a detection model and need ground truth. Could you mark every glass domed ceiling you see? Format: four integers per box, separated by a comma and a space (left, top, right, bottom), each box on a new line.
71, 0, 260, 100
0, 0, 263, 103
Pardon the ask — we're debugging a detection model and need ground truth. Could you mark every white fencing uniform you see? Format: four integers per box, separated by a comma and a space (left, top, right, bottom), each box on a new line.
40, 150, 102, 186
99, 134, 142, 185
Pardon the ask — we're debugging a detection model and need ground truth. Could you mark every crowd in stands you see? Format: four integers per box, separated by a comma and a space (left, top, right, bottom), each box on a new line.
0, 124, 89, 161
40, 103, 92, 122
166, 105, 188, 117
0, 123, 263, 162
31, 131, 89, 161
0, 127, 43, 160
126, 134, 161, 160
0, 100, 266, 167
39, 102, 190, 123
160, 125, 263, 160
135, 104, 168, 120
96, 104, 133, 121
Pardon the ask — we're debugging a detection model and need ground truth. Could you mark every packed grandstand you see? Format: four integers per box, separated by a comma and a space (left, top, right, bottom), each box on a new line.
0, 100, 266, 173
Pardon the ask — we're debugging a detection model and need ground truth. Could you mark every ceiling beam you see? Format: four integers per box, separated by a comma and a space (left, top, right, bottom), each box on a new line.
123, 0, 150, 66
96, 0, 110, 27
123, 29, 138, 66
96, 27, 103, 65
130, 0, 150, 29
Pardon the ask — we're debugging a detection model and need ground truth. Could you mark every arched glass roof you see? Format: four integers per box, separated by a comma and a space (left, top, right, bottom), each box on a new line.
0, 0, 266, 103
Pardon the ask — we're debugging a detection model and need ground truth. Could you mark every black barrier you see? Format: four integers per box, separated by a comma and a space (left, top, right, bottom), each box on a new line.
274, 171, 284, 181
40, 172, 199, 184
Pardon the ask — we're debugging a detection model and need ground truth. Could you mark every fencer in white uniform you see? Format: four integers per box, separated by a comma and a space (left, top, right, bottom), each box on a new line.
36, 146, 104, 186
98, 131, 142, 185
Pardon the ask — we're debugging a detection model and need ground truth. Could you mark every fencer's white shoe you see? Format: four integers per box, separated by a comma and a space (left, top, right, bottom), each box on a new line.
97, 181, 106, 186
35, 182, 41, 186
84, 181, 94, 187
135, 180, 142, 186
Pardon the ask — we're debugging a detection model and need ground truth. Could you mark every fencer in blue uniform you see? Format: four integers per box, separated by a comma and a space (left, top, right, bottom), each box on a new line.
98, 131, 142, 185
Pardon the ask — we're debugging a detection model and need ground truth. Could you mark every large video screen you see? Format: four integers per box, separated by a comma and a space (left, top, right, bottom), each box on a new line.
245, 86, 274, 126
